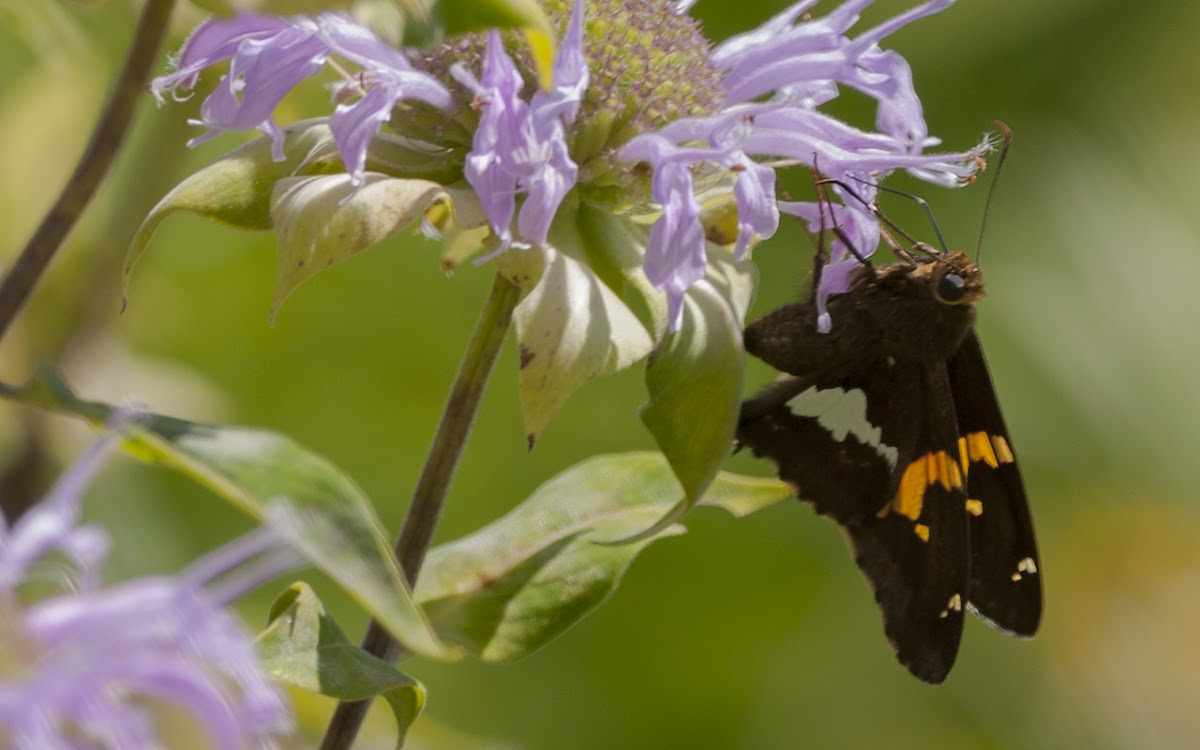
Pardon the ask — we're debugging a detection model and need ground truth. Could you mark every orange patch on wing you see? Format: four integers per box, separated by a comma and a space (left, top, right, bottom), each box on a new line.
914, 523, 930, 542
962, 431, 999, 468
992, 435, 1015, 464
892, 460, 928, 520
965, 498, 983, 516
885, 450, 964, 523
923, 451, 963, 491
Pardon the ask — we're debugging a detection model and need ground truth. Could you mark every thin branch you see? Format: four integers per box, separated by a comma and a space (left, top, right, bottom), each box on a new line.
320, 272, 521, 750
0, 0, 177, 342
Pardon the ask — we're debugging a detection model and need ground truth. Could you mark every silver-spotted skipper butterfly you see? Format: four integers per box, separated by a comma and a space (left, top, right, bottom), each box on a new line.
737, 148, 1042, 683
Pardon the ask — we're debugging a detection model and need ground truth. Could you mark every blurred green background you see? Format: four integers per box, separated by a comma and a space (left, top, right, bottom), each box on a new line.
3, 0, 1200, 747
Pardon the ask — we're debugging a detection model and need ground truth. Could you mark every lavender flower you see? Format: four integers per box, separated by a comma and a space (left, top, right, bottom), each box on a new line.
141, 0, 991, 463
151, 13, 452, 183
149, 0, 984, 334
451, 1, 587, 253
621, 0, 989, 330
0, 430, 296, 749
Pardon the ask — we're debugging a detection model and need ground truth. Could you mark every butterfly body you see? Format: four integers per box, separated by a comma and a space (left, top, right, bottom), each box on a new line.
738, 250, 1041, 684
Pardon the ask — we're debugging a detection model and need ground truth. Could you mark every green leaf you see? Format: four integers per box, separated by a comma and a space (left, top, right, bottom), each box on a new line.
575, 204, 669, 336
269, 174, 484, 318
2, 368, 451, 661
640, 245, 756, 507
123, 119, 335, 299
415, 452, 790, 661
124, 120, 466, 309
494, 206, 654, 445
259, 583, 425, 748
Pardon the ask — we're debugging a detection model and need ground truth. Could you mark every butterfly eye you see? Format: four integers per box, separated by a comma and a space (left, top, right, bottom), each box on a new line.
936, 272, 967, 304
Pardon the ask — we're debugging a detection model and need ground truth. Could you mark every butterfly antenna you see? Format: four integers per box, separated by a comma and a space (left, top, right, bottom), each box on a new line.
812, 157, 830, 269
819, 177, 942, 257
976, 121, 1013, 264
865, 181, 951, 255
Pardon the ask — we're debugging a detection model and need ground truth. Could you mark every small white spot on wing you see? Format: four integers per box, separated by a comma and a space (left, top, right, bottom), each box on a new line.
1011, 556, 1038, 581
939, 593, 963, 619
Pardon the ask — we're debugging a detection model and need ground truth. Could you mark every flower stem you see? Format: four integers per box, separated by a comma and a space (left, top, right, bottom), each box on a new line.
0, 0, 177, 344
320, 272, 520, 750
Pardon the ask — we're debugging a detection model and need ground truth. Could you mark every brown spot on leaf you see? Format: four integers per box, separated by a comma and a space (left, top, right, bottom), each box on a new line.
519, 344, 535, 369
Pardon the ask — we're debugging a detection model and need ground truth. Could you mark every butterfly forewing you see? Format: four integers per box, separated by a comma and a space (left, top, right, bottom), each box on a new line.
946, 331, 1043, 636
737, 357, 925, 525
841, 361, 971, 684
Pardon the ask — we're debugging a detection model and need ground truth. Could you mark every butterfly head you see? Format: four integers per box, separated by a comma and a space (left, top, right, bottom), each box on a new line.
915, 251, 986, 307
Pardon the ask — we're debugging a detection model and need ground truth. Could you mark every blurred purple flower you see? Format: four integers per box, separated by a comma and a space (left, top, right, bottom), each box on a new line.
623, 0, 988, 329
0, 427, 297, 749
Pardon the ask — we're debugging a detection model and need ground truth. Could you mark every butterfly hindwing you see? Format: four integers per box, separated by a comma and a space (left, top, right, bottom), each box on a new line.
946, 330, 1043, 636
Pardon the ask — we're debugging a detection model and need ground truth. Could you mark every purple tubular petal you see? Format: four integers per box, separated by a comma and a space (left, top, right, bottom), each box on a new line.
847, 47, 926, 146
712, 0, 959, 163
461, 31, 527, 251
732, 157, 778, 257
150, 14, 293, 98
197, 27, 330, 158
644, 162, 706, 330
0, 429, 120, 592
843, 0, 955, 58
780, 185, 880, 330
518, 136, 577, 246
534, 0, 588, 125
624, 0, 982, 332
332, 84, 400, 186
317, 14, 414, 72
715, 0, 873, 103
154, 12, 451, 174
814, 258, 859, 332
103, 660, 245, 750
3, 439, 298, 748
622, 112, 782, 326
321, 15, 452, 185
744, 108, 988, 184
15, 568, 292, 748
462, 4, 586, 251
709, 0, 823, 68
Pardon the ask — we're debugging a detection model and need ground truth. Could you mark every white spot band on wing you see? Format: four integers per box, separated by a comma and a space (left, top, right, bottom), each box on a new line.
786, 386, 900, 468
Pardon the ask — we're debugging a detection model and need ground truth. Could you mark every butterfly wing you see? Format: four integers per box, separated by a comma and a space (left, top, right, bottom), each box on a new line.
740, 288, 919, 524
739, 356, 972, 683
737, 358, 923, 524
839, 361, 971, 683
946, 330, 1043, 636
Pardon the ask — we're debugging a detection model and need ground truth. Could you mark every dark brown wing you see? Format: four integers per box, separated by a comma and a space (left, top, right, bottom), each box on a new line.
946, 330, 1042, 637
738, 356, 971, 683
739, 277, 918, 524
738, 357, 923, 524
840, 361, 971, 683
